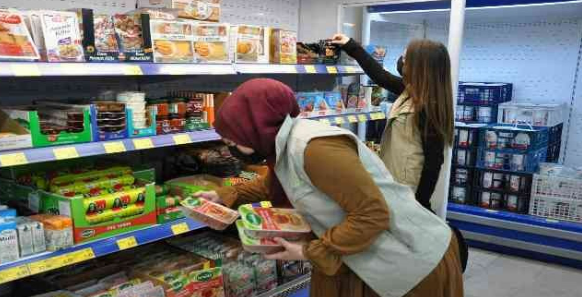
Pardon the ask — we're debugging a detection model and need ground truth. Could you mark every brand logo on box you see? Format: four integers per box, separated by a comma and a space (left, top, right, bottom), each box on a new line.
0, 14, 22, 24
81, 229, 95, 238
196, 271, 213, 282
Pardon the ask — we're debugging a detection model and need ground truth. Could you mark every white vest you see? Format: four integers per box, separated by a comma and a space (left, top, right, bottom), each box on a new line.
274, 116, 451, 297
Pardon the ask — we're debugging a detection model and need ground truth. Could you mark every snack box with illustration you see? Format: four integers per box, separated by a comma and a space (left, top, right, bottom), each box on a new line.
73, 9, 123, 62
26, 10, 85, 62
150, 19, 194, 63
270, 29, 297, 64
236, 220, 283, 254
156, 194, 184, 224
4, 105, 91, 147
192, 23, 230, 63
113, 13, 153, 62
297, 92, 328, 116
238, 204, 311, 239
0, 9, 40, 61
128, 108, 156, 138
180, 196, 238, 230
230, 25, 270, 63
138, 0, 221, 22
0, 108, 33, 151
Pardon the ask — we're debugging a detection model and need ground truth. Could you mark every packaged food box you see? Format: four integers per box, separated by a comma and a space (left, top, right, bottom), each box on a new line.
29, 214, 74, 251
192, 23, 230, 63
297, 92, 327, 116
138, 0, 221, 22
0, 9, 40, 61
321, 39, 341, 64
236, 220, 283, 254
296, 42, 321, 64
230, 25, 269, 63
0, 109, 33, 151
74, 9, 122, 62
150, 19, 194, 63
180, 197, 238, 230
113, 13, 153, 62
270, 29, 297, 64
27, 10, 85, 62
238, 204, 311, 239
0, 218, 19, 264
156, 195, 184, 223
324, 92, 344, 114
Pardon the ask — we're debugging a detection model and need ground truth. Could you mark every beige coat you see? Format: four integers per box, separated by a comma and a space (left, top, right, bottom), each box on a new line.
380, 92, 424, 191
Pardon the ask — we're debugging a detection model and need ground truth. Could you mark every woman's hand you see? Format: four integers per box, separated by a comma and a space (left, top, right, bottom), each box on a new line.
331, 33, 350, 46
264, 238, 308, 261
193, 191, 223, 204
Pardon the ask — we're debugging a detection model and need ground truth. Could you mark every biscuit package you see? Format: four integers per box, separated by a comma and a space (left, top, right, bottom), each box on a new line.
74, 9, 122, 62
192, 23, 230, 63
230, 25, 269, 63
27, 10, 85, 62
113, 13, 153, 62
0, 9, 40, 61
138, 0, 221, 22
150, 19, 194, 63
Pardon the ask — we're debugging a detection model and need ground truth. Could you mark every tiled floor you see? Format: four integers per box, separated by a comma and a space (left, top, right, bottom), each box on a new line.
465, 248, 582, 297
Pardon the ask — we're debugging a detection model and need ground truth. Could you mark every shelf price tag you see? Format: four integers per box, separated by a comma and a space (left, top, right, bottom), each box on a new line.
345, 66, 357, 73
0, 265, 30, 284
67, 248, 95, 264
53, 147, 79, 160
358, 114, 368, 122
0, 152, 28, 167
11, 63, 41, 77
123, 65, 143, 76
304, 65, 317, 74
370, 113, 385, 120
546, 219, 560, 223
326, 66, 338, 74
260, 201, 272, 208
117, 236, 138, 250
335, 117, 345, 125
347, 115, 358, 123
28, 258, 60, 275
319, 119, 331, 126
171, 223, 190, 235
173, 134, 191, 145
103, 142, 126, 154
133, 138, 154, 150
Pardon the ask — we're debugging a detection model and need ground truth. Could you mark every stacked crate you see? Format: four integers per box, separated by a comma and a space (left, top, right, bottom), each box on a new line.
449, 123, 485, 205
455, 82, 513, 124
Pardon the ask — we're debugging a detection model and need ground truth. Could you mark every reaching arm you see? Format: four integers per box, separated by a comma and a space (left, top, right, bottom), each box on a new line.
216, 174, 270, 208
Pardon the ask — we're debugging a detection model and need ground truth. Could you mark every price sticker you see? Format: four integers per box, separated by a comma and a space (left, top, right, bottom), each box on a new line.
347, 115, 358, 123
11, 63, 41, 77
61, 63, 87, 75
287, 66, 298, 74
103, 142, 126, 154
358, 114, 368, 122
0, 265, 30, 284
29, 258, 60, 275
319, 119, 331, 126
260, 201, 272, 208
133, 138, 154, 150
0, 152, 28, 167
376, 112, 386, 120
370, 113, 384, 120
117, 236, 138, 250
171, 223, 190, 235
123, 65, 143, 76
345, 66, 357, 73
53, 147, 79, 160
326, 66, 338, 74
335, 117, 345, 125
546, 219, 560, 223
173, 134, 191, 145
485, 209, 499, 214
67, 248, 95, 264
304, 65, 317, 74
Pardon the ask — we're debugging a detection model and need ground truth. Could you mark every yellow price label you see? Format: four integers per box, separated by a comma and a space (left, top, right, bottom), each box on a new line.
11, 63, 41, 77
319, 119, 331, 126
347, 115, 358, 123
29, 258, 61, 275
546, 219, 560, 223
260, 201, 272, 208
335, 117, 345, 125
358, 114, 368, 122
53, 147, 79, 160
61, 63, 87, 75
117, 236, 138, 250
485, 209, 499, 213
0, 152, 28, 167
173, 134, 191, 145
326, 66, 338, 74
171, 223, 190, 235
345, 66, 356, 73
133, 138, 154, 150
103, 142, 126, 154
304, 65, 317, 73
370, 113, 385, 120
67, 248, 95, 264
203, 261, 211, 270
0, 265, 30, 284
123, 65, 143, 76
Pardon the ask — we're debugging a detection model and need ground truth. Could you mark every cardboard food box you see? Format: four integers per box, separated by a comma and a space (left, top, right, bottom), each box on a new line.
230, 25, 270, 63
113, 13, 153, 62
0, 109, 33, 151
156, 195, 184, 224
150, 19, 194, 63
192, 23, 230, 63
0, 9, 40, 61
27, 10, 85, 62
128, 109, 156, 138
138, 0, 221, 22
40, 180, 156, 243
238, 204, 311, 239
74, 9, 123, 62
4, 106, 91, 147
270, 29, 297, 64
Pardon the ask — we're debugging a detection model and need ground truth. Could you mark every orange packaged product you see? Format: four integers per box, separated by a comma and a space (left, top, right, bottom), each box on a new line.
180, 197, 238, 230
238, 203, 311, 239
30, 214, 74, 251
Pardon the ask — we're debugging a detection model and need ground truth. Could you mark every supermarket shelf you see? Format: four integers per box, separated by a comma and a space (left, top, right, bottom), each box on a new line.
447, 203, 582, 269
0, 130, 221, 168
0, 217, 206, 284
257, 274, 311, 297
305, 110, 387, 126
0, 62, 363, 77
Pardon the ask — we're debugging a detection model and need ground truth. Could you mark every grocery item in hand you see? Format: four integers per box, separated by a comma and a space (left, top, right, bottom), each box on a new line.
236, 220, 283, 254
0, 9, 40, 61
238, 204, 311, 239
180, 196, 238, 230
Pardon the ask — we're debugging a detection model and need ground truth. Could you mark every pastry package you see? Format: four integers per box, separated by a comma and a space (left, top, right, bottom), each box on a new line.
27, 10, 84, 62
230, 25, 269, 63
74, 9, 122, 62
150, 19, 194, 63
238, 204, 311, 239
138, 0, 221, 22
192, 23, 230, 63
180, 196, 239, 230
270, 29, 297, 64
113, 13, 153, 62
0, 9, 40, 61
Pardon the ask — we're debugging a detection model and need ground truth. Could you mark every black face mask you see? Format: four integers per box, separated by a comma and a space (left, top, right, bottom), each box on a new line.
228, 145, 264, 164
397, 55, 404, 77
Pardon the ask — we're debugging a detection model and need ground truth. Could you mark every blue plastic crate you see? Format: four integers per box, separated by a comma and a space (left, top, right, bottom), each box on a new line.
454, 123, 486, 148
458, 82, 513, 105
474, 188, 530, 214
480, 124, 549, 153
473, 168, 533, 196
456, 104, 499, 124
477, 146, 547, 174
